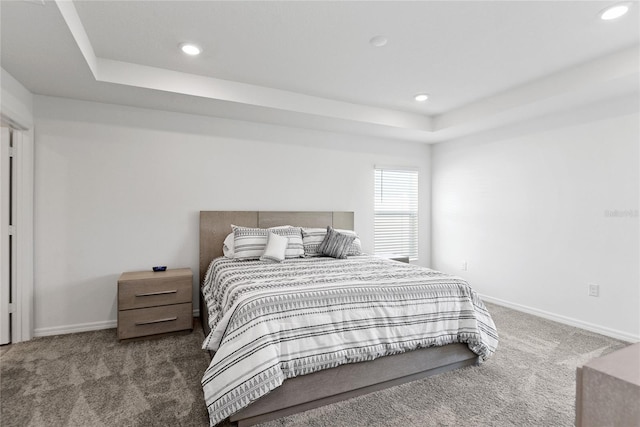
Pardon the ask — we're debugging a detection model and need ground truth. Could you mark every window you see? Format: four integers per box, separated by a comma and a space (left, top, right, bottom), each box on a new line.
374, 168, 418, 261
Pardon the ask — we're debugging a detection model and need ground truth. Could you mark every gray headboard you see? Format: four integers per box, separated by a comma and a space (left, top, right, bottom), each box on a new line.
198, 211, 354, 284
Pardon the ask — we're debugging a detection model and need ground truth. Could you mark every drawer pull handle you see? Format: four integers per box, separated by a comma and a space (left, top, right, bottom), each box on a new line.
135, 316, 178, 326
135, 290, 177, 297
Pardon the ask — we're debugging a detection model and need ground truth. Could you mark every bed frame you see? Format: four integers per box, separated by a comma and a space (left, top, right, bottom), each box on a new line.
199, 211, 479, 427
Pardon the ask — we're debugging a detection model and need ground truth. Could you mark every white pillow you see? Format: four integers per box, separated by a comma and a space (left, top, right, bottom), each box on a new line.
222, 226, 294, 258
260, 232, 289, 263
223, 233, 235, 258
232, 225, 304, 260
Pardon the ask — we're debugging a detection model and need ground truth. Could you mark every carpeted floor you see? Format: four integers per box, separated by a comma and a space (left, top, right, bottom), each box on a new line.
0, 303, 629, 427
0, 320, 211, 427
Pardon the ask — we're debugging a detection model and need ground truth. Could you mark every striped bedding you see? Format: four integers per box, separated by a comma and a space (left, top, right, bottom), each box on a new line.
201, 256, 498, 426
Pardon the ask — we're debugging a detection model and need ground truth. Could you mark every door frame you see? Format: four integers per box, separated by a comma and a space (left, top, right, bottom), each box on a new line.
1, 114, 34, 343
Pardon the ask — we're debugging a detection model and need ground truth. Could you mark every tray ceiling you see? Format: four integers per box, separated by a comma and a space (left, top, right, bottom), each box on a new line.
1, 1, 638, 142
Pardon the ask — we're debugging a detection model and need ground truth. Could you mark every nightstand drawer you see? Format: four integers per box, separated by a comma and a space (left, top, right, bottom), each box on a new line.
118, 303, 193, 340
118, 270, 192, 310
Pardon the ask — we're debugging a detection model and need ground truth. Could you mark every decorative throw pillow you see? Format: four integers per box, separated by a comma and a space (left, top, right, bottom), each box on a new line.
302, 227, 362, 257
317, 226, 356, 259
259, 232, 289, 263
338, 229, 363, 256
232, 225, 304, 260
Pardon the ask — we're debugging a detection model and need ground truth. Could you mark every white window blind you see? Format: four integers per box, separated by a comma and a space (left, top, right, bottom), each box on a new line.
374, 168, 418, 261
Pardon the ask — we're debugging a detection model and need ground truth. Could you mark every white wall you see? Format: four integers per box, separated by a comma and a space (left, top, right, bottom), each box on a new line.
1, 67, 33, 128
33, 95, 431, 335
432, 95, 639, 341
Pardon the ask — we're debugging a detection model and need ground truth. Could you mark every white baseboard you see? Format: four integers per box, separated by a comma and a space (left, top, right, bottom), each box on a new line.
480, 294, 639, 343
34, 319, 118, 337
33, 298, 637, 343
33, 308, 201, 338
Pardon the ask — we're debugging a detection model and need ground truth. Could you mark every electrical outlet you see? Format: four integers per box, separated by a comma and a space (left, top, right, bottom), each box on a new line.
461, 261, 468, 271
588, 283, 599, 297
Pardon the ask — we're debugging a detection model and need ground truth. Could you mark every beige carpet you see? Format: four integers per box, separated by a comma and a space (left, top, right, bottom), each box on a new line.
0, 304, 629, 426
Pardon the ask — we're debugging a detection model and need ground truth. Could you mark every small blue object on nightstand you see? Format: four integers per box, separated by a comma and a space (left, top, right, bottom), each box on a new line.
152, 266, 167, 272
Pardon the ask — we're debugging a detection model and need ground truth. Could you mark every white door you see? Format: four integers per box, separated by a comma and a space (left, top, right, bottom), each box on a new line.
0, 127, 12, 344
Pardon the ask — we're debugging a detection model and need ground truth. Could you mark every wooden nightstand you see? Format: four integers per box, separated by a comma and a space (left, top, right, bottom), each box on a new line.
117, 268, 193, 340
376, 253, 410, 264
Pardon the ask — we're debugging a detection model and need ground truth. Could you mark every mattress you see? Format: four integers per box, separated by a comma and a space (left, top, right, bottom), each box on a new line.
200, 255, 498, 426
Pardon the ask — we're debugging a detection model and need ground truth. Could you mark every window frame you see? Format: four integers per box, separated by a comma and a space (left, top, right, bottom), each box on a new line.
373, 167, 419, 262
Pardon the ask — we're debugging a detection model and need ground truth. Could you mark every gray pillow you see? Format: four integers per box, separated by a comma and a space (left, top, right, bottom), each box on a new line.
317, 226, 356, 259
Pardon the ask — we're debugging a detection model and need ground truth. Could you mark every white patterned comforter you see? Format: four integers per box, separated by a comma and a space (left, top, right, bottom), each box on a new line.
201, 256, 498, 426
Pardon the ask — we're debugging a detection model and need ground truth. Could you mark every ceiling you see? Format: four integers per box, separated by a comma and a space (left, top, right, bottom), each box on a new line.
1, 0, 639, 142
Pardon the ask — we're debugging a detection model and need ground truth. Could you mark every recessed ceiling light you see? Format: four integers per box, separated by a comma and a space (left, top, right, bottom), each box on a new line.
369, 36, 388, 47
414, 93, 429, 102
600, 3, 630, 20
180, 43, 201, 56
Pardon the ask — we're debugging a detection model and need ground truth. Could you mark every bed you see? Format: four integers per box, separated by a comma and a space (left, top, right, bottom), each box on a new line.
199, 211, 498, 427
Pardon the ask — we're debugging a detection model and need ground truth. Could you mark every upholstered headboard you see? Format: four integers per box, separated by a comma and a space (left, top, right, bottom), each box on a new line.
198, 211, 354, 284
